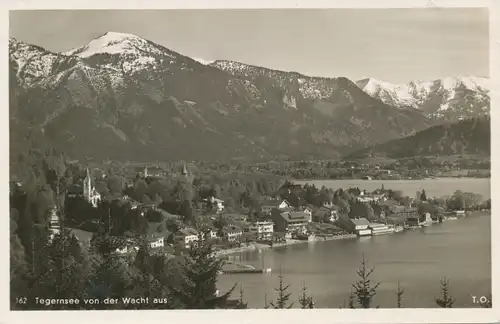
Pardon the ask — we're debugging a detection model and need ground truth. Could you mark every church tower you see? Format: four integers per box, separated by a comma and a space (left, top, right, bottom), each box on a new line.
83, 168, 92, 202
181, 161, 193, 184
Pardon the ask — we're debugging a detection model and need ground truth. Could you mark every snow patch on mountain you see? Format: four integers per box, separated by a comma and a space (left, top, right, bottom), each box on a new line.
356, 76, 490, 120
191, 57, 215, 65
64, 32, 167, 58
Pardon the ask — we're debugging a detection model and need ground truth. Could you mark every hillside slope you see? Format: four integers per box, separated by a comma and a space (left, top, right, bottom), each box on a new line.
345, 117, 490, 159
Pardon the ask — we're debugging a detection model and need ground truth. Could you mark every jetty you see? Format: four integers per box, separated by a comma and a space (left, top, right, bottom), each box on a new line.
220, 261, 272, 274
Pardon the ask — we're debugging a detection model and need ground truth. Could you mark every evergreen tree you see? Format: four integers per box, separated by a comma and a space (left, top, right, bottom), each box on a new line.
298, 281, 314, 309
84, 254, 131, 309
30, 229, 87, 310
435, 277, 455, 308
420, 189, 427, 201
352, 253, 380, 308
235, 285, 248, 309
348, 290, 356, 309
128, 241, 170, 310
168, 236, 235, 309
396, 280, 404, 308
269, 270, 294, 309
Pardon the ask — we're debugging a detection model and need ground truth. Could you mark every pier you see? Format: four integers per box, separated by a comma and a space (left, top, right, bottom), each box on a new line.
220, 261, 272, 274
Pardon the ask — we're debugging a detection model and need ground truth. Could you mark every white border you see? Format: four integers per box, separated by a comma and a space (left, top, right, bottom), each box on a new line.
1, 0, 498, 323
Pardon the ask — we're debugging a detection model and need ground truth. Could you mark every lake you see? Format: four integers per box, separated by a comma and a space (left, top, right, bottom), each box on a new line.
294, 178, 491, 199
217, 213, 491, 308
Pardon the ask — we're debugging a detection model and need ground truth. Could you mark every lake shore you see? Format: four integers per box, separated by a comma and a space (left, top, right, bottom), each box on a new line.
215, 233, 357, 258
294, 176, 490, 182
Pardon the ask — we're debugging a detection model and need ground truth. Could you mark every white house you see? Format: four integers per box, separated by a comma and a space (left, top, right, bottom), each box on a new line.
222, 225, 243, 242
261, 199, 291, 215
175, 228, 199, 248
205, 196, 224, 212
302, 206, 313, 222
248, 221, 274, 240
149, 237, 165, 249
312, 206, 339, 223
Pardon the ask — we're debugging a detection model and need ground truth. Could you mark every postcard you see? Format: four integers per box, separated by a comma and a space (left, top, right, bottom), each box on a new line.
2, 1, 498, 323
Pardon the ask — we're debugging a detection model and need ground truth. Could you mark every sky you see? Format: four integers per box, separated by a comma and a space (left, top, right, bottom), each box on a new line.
9, 8, 489, 83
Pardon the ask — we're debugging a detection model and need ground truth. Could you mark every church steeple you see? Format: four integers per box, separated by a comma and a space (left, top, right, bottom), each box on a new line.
83, 168, 92, 202
181, 162, 188, 176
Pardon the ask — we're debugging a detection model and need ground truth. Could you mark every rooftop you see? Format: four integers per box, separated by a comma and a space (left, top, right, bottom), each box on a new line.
222, 225, 243, 234
261, 199, 287, 207
351, 218, 370, 226
280, 211, 309, 222
178, 227, 199, 236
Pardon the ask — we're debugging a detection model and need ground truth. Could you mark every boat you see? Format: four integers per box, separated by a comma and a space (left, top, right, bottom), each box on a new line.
393, 225, 404, 233
356, 229, 372, 236
369, 223, 395, 236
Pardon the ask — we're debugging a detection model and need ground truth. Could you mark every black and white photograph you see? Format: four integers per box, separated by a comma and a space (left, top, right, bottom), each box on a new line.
6, 3, 494, 316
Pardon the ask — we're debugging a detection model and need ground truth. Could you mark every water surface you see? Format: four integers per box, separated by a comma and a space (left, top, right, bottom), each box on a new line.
294, 178, 490, 199
217, 213, 491, 308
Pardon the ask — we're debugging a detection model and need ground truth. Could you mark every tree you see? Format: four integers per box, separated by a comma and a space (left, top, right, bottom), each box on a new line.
168, 236, 235, 309
180, 200, 195, 225
269, 270, 294, 309
420, 189, 427, 201
396, 280, 404, 308
435, 277, 455, 308
235, 285, 248, 309
106, 175, 124, 196
348, 290, 356, 309
352, 253, 380, 308
298, 281, 314, 309
84, 254, 132, 309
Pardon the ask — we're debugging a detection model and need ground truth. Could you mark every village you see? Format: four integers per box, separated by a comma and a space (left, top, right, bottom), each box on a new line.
42, 162, 485, 264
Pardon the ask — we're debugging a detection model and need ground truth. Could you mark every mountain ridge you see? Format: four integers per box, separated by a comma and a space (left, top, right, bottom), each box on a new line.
355, 76, 490, 122
9, 33, 485, 163
345, 117, 490, 160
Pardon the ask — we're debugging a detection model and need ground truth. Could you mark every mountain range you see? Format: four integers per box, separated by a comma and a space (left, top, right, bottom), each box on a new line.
355, 76, 490, 122
9, 32, 490, 163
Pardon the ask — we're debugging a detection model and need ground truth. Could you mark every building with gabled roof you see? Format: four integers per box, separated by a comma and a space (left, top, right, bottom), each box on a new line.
272, 209, 309, 233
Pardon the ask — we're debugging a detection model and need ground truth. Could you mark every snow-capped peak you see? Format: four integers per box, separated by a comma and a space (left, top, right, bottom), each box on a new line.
64, 31, 156, 58
356, 76, 490, 120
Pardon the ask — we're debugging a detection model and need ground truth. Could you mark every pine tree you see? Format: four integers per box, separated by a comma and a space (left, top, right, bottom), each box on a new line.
348, 290, 356, 309
45, 229, 87, 308
396, 280, 404, 308
435, 277, 455, 308
168, 236, 235, 309
85, 253, 131, 309
352, 253, 380, 308
235, 285, 248, 309
420, 189, 427, 201
298, 281, 314, 309
269, 270, 294, 309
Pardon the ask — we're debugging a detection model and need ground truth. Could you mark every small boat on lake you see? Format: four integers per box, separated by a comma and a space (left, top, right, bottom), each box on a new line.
392, 225, 404, 233
369, 223, 395, 236
356, 229, 372, 237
